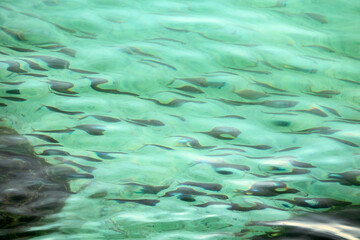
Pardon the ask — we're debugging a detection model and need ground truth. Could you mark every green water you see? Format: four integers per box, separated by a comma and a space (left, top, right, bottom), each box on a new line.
0, 0, 360, 239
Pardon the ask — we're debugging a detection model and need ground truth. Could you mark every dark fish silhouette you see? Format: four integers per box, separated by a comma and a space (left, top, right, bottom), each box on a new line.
69, 68, 99, 74
0, 61, 26, 73
20, 59, 48, 71
213, 98, 298, 108
306, 89, 340, 98
71, 154, 103, 162
198, 126, 241, 140
79, 115, 121, 122
140, 144, 174, 150
139, 59, 176, 71
232, 144, 272, 150
0, 81, 25, 85
0, 26, 26, 41
174, 85, 204, 93
37, 105, 84, 115
163, 187, 228, 200
40, 149, 70, 156
289, 160, 315, 168
109, 198, 160, 206
179, 182, 222, 192
238, 181, 299, 197
0, 96, 26, 102
27, 55, 70, 69
305, 12, 328, 24
33, 127, 75, 134
172, 136, 215, 149
55, 48, 77, 57
123, 183, 169, 194
54, 157, 96, 173
126, 119, 165, 127
88, 77, 138, 96
290, 107, 328, 117
321, 136, 359, 147
234, 89, 269, 100
141, 97, 205, 107
90, 151, 126, 159
122, 46, 162, 59
279, 197, 351, 209
5, 46, 36, 52
169, 77, 207, 87
252, 80, 288, 92
210, 147, 245, 153
284, 127, 339, 135
25, 134, 59, 143
215, 115, 246, 120
20, 73, 48, 78
195, 202, 275, 212
319, 105, 341, 117
5, 89, 20, 94
45, 80, 78, 94
227, 66, 272, 75
278, 147, 301, 152
73, 124, 106, 136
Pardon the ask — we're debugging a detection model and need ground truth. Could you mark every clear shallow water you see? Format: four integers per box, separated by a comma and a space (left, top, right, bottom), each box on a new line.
0, 0, 359, 239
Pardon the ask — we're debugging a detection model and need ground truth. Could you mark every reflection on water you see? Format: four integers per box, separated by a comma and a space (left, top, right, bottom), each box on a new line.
0, 0, 359, 239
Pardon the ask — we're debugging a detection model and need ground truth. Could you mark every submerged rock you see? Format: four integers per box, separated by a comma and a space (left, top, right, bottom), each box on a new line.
0, 127, 74, 238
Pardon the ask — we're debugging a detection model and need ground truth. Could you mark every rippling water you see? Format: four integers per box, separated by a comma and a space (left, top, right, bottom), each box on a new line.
1, 0, 360, 239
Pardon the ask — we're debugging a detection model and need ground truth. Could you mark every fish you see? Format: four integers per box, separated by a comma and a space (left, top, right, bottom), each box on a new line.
37, 105, 84, 115
54, 157, 96, 173
140, 98, 205, 107
0, 96, 26, 102
212, 99, 298, 108
139, 59, 177, 71
179, 182, 222, 192
19, 73, 48, 77
69, 68, 99, 74
197, 126, 241, 140
278, 147, 301, 152
173, 85, 204, 93
25, 134, 59, 143
160, 90, 196, 99
40, 149, 70, 156
278, 197, 351, 209
336, 77, 360, 85
0, 61, 26, 73
0, 81, 25, 85
125, 119, 165, 127
0, 102, 8, 107
284, 127, 339, 135
231, 144, 272, 150
88, 77, 138, 96
0, 26, 26, 41
45, 80, 78, 94
109, 198, 160, 206
123, 183, 169, 194
264, 92, 299, 97
168, 77, 208, 87
73, 124, 106, 136
234, 89, 269, 100
27, 55, 70, 69
290, 107, 328, 117
79, 115, 121, 123
319, 105, 341, 117
306, 89, 340, 98
32, 127, 75, 133
238, 181, 299, 197
168, 114, 186, 121
195, 202, 275, 212
34, 143, 63, 147
89, 191, 107, 199
303, 44, 335, 53
215, 115, 246, 120
281, 64, 317, 73
20, 59, 48, 71
5, 89, 20, 94
172, 136, 215, 149
321, 136, 359, 147
122, 46, 162, 59
71, 154, 103, 162
262, 111, 297, 115
163, 187, 228, 200
226, 66, 272, 75
305, 12, 328, 24
90, 151, 126, 159
289, 160, 315, 168
205, 161, 250, 172
55, 48, 77, 57
140, 144, 174, 150
272, 168, 311, 175
5, 46, 37, 52
146, 37, 186, 45
210, 147, 246, 153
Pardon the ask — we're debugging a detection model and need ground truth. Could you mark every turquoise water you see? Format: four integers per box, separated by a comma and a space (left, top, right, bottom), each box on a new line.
0, 0, 360, 239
